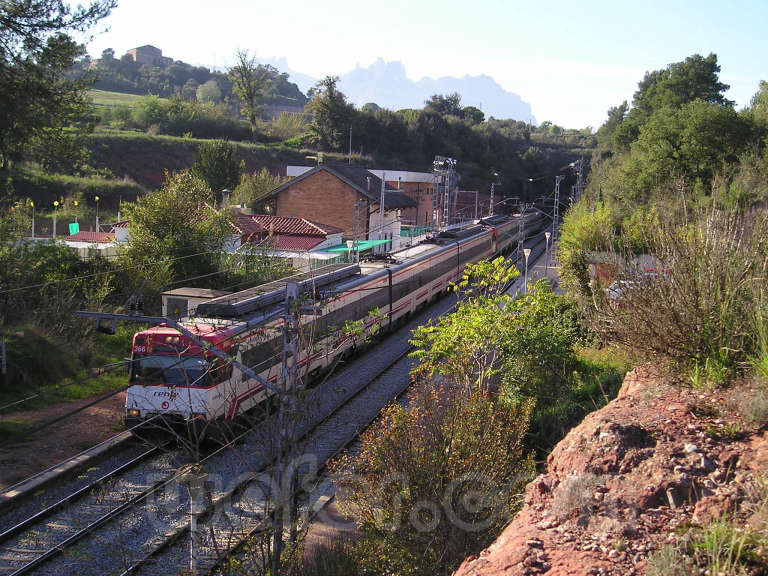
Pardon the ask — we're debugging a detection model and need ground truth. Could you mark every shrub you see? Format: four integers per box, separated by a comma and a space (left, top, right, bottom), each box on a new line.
557, 201, 616, 298
270, 112, 308, 141
588, 208, 768, 379
331, 379, 535, 576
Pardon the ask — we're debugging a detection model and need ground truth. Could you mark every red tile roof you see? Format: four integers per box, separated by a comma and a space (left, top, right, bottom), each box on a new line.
274, 235, 326, 251
233, 213, 343, 236
67, 231, 115, 243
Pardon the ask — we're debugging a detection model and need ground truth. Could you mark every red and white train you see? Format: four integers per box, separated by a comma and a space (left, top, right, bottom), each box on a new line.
124, 213, 546, 436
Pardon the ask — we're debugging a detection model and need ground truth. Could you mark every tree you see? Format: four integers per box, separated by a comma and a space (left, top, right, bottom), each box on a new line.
195, 79, 221, 103
748, 80, 768, 128
181, 78, 199, 101
425, 92, 463, 116
613, 53, 732, 152
119, 171, 232, 287
191, 140, 245, 204
231, 167, 286, 213
463, 105, 485, 125
0, 0, 116, 174
305, 76, 355, 151
625, 100, 752, 193
632, 53, 731, 118
228, 49, 273, 130
595, 101, 628, 157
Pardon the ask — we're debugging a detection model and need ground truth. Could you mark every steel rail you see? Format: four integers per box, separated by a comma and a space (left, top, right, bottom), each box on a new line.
0, 445, 162, 547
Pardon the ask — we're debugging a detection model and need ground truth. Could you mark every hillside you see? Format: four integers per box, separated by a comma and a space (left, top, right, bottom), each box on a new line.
454, 367, 768, 575
87, 131, 346, 190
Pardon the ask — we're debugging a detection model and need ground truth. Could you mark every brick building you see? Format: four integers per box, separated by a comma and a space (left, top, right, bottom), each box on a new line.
286, 166, 491, 229
271, 165, 416, 251
124, 45, 173, 67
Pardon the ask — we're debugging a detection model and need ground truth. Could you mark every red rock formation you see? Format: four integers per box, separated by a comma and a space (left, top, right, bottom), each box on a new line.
454, 366, 768, 576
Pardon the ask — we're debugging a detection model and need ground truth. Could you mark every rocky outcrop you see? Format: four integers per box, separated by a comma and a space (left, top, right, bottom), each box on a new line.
455, 366, 768, 576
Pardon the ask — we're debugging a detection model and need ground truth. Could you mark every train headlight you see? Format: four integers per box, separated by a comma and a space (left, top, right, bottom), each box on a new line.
127, 408, 140, 418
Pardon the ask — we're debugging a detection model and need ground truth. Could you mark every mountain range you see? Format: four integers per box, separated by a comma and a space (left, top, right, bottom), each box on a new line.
261, 57, 535, 122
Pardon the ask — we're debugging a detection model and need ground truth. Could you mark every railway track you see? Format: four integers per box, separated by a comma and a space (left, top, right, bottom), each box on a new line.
0, 435, 196, 576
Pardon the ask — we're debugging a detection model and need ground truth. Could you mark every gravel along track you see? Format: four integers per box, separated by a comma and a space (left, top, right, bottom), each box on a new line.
22, 291, 460, 576
0, 441, 194, 576
0, 438, 150, 535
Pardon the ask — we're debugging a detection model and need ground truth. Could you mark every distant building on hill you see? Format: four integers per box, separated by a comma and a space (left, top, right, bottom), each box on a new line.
124, 45, 173, 67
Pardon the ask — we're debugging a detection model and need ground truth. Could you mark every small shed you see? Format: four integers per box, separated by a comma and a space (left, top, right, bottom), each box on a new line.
161, 287, 232, 320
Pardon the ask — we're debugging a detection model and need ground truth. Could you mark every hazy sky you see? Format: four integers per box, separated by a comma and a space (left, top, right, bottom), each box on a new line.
84, 0, 767, 129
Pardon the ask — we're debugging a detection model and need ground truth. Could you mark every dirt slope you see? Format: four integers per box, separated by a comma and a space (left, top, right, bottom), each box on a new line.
454, 366, 768, 576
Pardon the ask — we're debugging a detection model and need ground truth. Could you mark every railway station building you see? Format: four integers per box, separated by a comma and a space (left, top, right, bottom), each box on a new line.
270, 165, 417, 253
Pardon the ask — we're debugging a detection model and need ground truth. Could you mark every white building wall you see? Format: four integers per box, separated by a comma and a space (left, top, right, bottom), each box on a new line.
368, 209, 402, 253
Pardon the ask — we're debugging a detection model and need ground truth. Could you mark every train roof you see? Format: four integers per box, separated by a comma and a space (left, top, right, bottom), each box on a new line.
134, 323, 237, 352
195, 263, 361, 319
188, 213, 544, 324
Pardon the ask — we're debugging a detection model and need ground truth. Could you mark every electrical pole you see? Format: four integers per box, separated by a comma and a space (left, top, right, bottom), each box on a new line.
489, 182, 495, 217
552, 175, 564, 248
432, 173, 439, 232
273, 281, 299, 576
379, 172, 386, 254
575, 159, 585, 203
517, 208, 525, 272
353, 198, 360, 263
442, 173, 450, 229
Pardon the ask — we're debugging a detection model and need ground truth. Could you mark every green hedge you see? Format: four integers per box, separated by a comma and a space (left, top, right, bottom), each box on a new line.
12, 168, 147, 212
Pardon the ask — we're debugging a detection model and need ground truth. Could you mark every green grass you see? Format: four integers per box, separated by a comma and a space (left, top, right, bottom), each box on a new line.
0, 325, 134, 417
12, 165, 146, 213
88, 89, 150, 108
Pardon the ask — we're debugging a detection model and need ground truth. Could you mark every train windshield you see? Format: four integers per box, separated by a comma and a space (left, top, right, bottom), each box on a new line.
130, 354, 211, 386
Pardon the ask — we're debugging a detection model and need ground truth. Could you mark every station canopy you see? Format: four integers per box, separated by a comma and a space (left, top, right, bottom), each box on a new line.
321, 239, 389, 253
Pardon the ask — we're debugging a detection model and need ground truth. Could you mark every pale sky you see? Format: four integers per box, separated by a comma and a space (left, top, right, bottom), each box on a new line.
83, 0, 767, 129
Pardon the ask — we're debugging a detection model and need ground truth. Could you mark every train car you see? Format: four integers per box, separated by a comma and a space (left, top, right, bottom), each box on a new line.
124, 213, 546, 437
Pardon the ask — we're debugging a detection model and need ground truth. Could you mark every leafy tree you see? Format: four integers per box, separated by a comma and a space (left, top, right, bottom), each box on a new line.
612, 53, 731, 153
195, 79, 221, 103
119, 171, 232, 288
748, 80, 768, 128
231, 167, 286, 212
633, 53, 731, 118
228, 49, 273, 129
181, 78, 199, 101
463, 105, 485, 125
624, 100, 752, 193
0, 0, 115, 174
191, 140, 244, 203
305, 76, 355, 151
595, 101, 628, 157
425, 92, 463, 116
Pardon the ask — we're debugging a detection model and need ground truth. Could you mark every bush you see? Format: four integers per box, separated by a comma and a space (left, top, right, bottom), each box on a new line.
588, 208, 768, 380
557, 201, 616, 297
331, 379, 535, 576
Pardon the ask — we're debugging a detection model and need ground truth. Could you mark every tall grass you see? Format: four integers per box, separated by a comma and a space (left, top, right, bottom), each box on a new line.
589, 207, 768, 381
